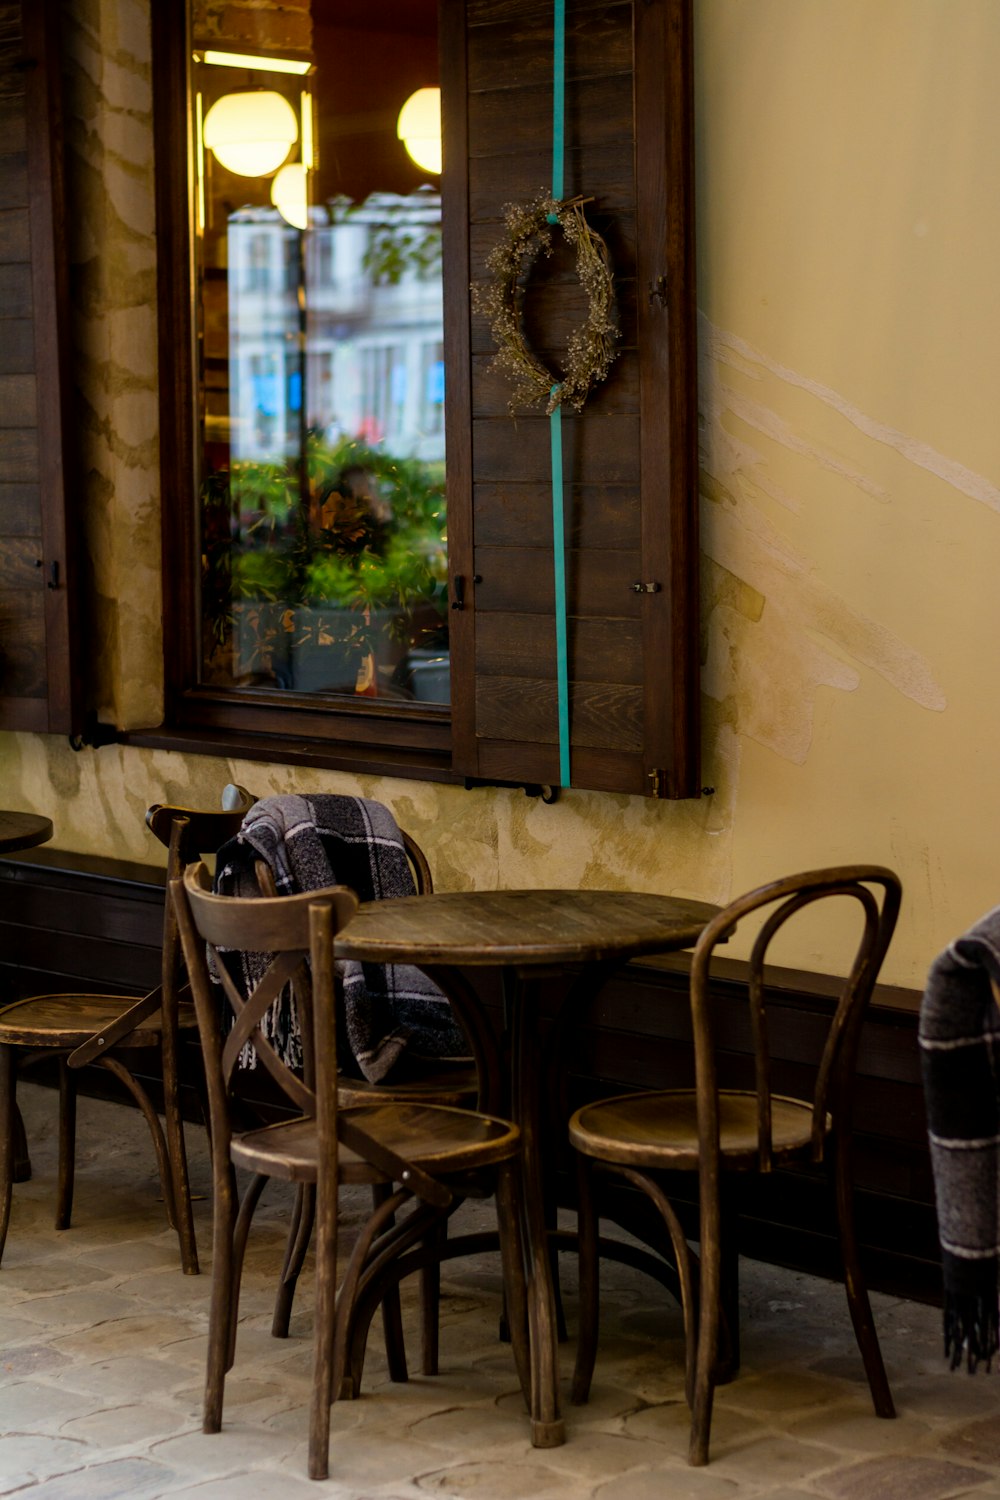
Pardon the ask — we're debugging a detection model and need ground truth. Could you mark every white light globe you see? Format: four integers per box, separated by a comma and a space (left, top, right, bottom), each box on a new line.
271, 162, 309, 229
203, 90, 298, 177
397, 87, 441, 175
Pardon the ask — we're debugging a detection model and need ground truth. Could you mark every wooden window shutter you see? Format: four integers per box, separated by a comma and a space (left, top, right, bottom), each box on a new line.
445, 0, 699, 798
0, 0, 79, 735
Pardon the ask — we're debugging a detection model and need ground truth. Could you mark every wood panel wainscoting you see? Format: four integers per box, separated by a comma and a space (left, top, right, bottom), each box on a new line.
0, 846, 940, 1303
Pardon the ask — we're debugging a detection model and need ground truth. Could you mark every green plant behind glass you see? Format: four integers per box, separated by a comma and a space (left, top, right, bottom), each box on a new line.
200, 432, 447, 686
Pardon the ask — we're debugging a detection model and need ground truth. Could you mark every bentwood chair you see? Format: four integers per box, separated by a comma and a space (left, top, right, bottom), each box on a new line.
0, 788, 255, 1274
173, 860, 531, 1483
253, 822, 478, 1376
569, 865, 902, 1466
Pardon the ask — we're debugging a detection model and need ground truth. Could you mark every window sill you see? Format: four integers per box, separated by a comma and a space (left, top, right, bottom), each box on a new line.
124, 717, 459, 785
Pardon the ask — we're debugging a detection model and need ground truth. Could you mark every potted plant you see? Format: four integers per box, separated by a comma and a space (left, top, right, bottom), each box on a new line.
200, 433, 448, 697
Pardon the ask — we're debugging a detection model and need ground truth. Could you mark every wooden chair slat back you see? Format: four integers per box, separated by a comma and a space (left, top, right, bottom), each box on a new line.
179, 873, 335, 950
401, 830, 433, 894
146, 787, 255, 865
173, 861, 358, 1136
689, 866, 901, 1171
145, 792, 259, 1023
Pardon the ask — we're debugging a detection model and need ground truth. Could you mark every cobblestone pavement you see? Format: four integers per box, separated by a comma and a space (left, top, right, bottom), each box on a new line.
1, 1083, 995, 1499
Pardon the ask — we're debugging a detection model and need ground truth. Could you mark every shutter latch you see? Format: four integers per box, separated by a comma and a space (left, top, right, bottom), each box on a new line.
451, 574, 482, 610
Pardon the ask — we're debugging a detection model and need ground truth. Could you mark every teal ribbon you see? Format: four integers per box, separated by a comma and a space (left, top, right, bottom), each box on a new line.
550, 391, 571, 787
550, 0, 565, 209
549, 0, 570, 786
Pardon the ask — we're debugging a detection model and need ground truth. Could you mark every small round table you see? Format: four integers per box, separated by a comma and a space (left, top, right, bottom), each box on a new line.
337, 887, 720, 1447
0, 812, 53, 855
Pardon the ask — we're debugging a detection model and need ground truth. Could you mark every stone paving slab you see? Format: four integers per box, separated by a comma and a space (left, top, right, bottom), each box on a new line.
1, 1083, 998, 1500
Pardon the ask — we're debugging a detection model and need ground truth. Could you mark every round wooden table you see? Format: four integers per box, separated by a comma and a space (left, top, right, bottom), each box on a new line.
0, 811, 53, 855
337, 888, 720, 1447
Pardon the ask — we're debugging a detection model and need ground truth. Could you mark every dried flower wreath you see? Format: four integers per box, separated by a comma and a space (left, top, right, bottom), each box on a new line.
473, 193, 618, 415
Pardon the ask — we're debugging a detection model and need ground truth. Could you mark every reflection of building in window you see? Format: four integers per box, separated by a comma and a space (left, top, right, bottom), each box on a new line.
359, 344, 403, 446
246, 233, 271, 292
226, 192, 443, 464
308, 232, 334, 287
283, 235, 300, 294
249, 353, 279, 448
308, 349, 334, 430
420, 340, 445, 436
285, 351, 302, 425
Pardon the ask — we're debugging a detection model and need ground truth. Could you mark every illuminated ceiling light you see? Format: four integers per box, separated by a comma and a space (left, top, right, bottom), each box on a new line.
272, 162, 309, 229
203, 90, 298, 177
397, 87, 441, 175
201, 49, 311, 76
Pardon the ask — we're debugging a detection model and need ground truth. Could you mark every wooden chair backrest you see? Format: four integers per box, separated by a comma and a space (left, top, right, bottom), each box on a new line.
173, 861, 357, 1149
688, 865, 902, 1171
146, 784, 256, 870
401, 830, 433, 895
173, 861, 453, 1206
146, 787, 258, 994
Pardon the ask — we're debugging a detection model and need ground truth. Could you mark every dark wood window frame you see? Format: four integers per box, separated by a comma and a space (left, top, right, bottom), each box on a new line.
142, 0, 699, 797
142, 1, 455, 782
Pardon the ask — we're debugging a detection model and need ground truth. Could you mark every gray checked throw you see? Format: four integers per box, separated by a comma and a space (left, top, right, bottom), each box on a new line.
213, 793, 469, 1083
919, 906, 1000, 1370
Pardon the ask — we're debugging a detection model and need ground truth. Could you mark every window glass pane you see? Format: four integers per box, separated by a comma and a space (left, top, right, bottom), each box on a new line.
193, 1, 448, 704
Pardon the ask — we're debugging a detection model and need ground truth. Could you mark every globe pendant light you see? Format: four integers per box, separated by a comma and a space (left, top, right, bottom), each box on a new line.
203, 90, 298, 177
271, 162, 309, 229
396, 87, 441, 175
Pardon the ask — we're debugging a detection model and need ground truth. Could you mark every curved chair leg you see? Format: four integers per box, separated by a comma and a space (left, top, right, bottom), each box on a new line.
205, 1162, 238, 1434
55, 1057, 76, 1231
13, 1099, 30, 1182
420, 1221, 445, 1377
574, 1156, 704, 1427
308, 1170, 339, 1482
228, 1172, 268, 1370
335, 1190, 423, 1402
571, 1152, 600, 1405
273, 1182, 315, 1338
271, 1179, 412, 1382
496, 1158, 532, 1408
613, 1164, 700, 1410
96, 1057, 178, 1231
371, 1181, 409, 1384
689, 1164, 722, 1467
0, 1043, 14, 1263
832, 1136, 895, 1418
161, 1023, 199, 1275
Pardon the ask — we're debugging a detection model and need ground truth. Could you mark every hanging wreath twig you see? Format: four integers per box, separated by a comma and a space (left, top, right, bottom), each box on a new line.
473, 193, 618, 415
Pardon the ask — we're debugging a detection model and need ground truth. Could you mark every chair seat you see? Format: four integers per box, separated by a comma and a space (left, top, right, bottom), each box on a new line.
337, 1064, 479, 1109
232, 1100, 520, 1184
0, 994, 198, 1050
569, 1089, 830, 1171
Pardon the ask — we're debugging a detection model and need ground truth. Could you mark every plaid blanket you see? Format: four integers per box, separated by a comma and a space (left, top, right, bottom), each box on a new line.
919, 906, 1000, 1370
213, 794, 469, 1083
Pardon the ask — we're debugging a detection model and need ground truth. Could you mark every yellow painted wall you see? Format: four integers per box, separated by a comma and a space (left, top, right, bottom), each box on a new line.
1, 0, 996, 990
